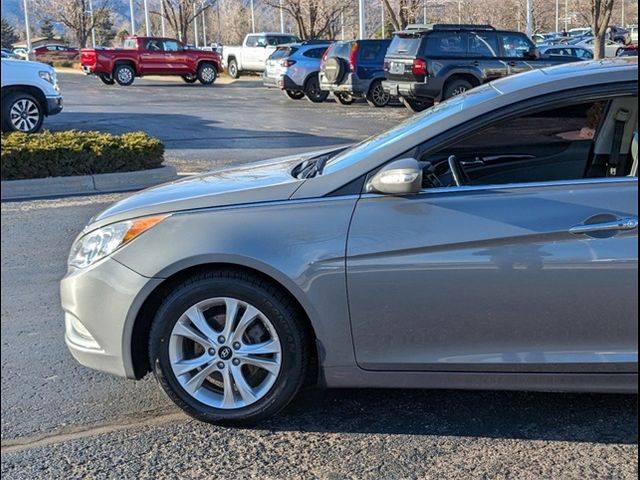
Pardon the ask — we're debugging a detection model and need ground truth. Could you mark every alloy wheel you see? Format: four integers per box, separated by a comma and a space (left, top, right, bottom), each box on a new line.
168, 297, 282, 409
10, 99, 40, 132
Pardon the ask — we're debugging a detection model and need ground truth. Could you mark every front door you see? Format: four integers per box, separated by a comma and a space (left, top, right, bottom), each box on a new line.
346, 93, 638, 374
139, 38, 167, 74
500, 32, 536, 75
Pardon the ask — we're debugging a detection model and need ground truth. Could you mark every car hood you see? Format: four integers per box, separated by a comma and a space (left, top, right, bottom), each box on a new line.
90, 149, 337, 228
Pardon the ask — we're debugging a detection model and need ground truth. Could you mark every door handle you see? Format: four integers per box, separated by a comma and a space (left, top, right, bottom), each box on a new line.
471, 60, 480, 66
570, 217, 638, 235
507, 61, 517, 66
141, 53, 151, 57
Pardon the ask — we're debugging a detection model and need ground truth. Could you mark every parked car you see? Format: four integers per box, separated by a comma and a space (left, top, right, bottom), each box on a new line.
617, 44, 638, 57
1, 48, 22, 60
12, 48, 31, 60
263, 40, 331, 103
80, 36, 222, 86
538, 44, 593, 60
382, 24, 578, 112
318, 39, 391, 107
222, 33, 299, 79
1, 58, 62, 133
568, 27, 592, 37
62, 59, 638, 426
629, 25, 638, 43
532, 32, 560, 44
573, 37, 622, 57
608, 26, 631, 45
34, 44, 79, 61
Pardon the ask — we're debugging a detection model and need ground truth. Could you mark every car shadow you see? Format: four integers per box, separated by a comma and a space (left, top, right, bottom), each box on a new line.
45, 112, 355, 151
258, 388, 638, 445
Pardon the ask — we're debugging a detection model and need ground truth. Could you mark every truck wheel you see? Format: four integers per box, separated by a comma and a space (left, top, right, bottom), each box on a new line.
228, 59, 240, 79
98, 74, 115, 85
304, 75, 329, 103
1, 91, 44, 133
400, 97, 432, 113
283, 90, 305, 100
366, 80, 390, 108
443, 78, 473, 100
114, 64, 135, 86
334, 93, 354, 106
197, 63, 218, 85
182, 74, 198, 84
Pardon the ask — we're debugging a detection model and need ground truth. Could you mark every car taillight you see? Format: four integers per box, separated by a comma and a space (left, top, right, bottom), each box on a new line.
280, 59, 296, 67
349, 43, 359, 72
383, 61, 389, 71
412, 58, 427, 75
320, 47, 330, 68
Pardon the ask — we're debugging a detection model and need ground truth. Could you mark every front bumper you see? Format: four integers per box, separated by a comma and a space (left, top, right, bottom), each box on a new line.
61, 257, 162, 378
46, 95, 63, 116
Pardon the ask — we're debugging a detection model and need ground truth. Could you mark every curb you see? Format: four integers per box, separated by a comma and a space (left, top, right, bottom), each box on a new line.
1, 165, 178, 201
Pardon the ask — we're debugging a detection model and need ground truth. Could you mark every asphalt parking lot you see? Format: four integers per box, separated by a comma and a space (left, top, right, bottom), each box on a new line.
1, 73, 638, 479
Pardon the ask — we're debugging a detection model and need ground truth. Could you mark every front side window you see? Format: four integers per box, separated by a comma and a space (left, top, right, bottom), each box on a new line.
245, 35, 259, 47
500, 33, 532, 58
144, 39, 163, 51
418, 98, 640, 188
575, 48, 593, 59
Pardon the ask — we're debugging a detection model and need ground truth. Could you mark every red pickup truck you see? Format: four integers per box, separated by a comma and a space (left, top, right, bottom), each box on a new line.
80, 36, 222, 86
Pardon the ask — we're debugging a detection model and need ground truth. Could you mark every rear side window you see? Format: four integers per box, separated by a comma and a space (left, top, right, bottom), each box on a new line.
387, 35, 422, 56
575, 48, 593, 59
500, 33, 532, 58
326, 42, 354, 59
270, 47, 296, 60
303, 47, 327, 59
124, 39, 137, 49
424, 32, 466, 57
358, 42, 385, 61
468, 32, 499, 58
266, 35, 298, 46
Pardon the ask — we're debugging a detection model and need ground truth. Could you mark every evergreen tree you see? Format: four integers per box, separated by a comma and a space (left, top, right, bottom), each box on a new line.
40, 18, 55, 39
1, 17, 19, 49
95, 11, 116, 47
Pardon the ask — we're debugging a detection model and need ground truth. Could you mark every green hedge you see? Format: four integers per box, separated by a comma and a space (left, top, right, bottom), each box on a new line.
1, 130, 165, 180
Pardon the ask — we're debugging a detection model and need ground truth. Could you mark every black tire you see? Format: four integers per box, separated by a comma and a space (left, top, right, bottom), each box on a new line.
228, 59, 240, 79
197, 63, 217, 85
113, 63, 135, 86
443, 78, 473, 100
149, 270, 309, 426
283, 90, 305, 100
182, 74, 198, 84
334, 92, 355, 105
98, 74, 115, 85
1, 91, 44, 133
400, 96, 432, 113
366, 80, 390, 108
304, 74, 329, 103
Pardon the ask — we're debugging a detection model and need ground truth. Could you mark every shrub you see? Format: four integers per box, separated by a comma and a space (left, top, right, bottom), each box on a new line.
1, 130, 165, 180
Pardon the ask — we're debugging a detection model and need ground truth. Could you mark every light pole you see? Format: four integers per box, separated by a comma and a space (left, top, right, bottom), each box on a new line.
341, 8, 344, 40
564, 0, 568, 31
526, 0, 532, 38
193, 3, 199, 47
382, 0, 385, 38
621, 0, 625, 26
358, 0, 365, 39
555, 0, 559, 33
88, 0, 96, 47
250, 0, 255, 33
143, 0, 151, 35
202, 3, 207, 47
160, 0, 166, 36
129, 0, 136, 35
457, 0, 461, 24
279, 0, 285, 33
21, 0, 31, 58
423, 0, 427, 24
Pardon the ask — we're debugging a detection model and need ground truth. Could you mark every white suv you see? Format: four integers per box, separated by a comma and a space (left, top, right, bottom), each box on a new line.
1, 58, 63, 133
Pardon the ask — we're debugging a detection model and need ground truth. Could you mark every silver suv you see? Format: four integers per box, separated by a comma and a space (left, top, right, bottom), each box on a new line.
263, 41, 331, 103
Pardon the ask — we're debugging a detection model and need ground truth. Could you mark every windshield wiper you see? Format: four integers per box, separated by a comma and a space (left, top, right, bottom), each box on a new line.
297, 155, 330, 179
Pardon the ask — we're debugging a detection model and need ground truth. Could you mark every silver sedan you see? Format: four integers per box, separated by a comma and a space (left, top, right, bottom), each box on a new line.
62, 59, 638, 425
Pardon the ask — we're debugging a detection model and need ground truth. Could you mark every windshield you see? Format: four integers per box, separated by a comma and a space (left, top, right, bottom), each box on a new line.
322, 84, 500, 175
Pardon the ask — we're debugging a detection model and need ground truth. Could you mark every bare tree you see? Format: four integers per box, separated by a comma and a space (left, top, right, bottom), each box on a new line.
573, 0, 615, 59
32, 0, 112, 47
148, 0, 215, 43
381, 0, 422, 32
263, 0, 349, 39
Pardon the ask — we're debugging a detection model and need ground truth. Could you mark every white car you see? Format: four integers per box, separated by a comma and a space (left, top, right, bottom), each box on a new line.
1, 58, 63, 133
575, 37, 622, 57
222, 32, 298, 78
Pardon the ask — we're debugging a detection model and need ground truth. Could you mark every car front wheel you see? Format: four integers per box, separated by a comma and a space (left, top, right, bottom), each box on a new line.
149, 270, 309, 425
197, 63, 217, 85
1, 91, 44, 133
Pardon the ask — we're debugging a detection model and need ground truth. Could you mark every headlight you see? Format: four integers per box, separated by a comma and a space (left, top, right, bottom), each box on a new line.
39, 70, 54, 84
68, 215, 168, 269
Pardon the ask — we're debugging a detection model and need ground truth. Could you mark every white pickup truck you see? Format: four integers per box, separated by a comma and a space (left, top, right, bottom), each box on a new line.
1, 58, 63, 133
222, 32, 298, 78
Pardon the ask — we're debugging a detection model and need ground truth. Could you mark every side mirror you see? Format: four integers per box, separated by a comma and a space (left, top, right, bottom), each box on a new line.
367, 158, 423, 195
527, 46, 540, 59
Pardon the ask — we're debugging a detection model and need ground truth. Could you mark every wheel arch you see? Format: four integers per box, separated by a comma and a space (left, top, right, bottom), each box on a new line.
443, 72, 482, 90
302, 70, 320, 90
127, 261, 320, 383
113, 59, 137, 75
197, 58, 221, 73
1, 85, 47, 115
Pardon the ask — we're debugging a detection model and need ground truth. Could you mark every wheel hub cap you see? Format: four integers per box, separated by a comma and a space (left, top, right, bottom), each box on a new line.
10, 99, 39, 132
